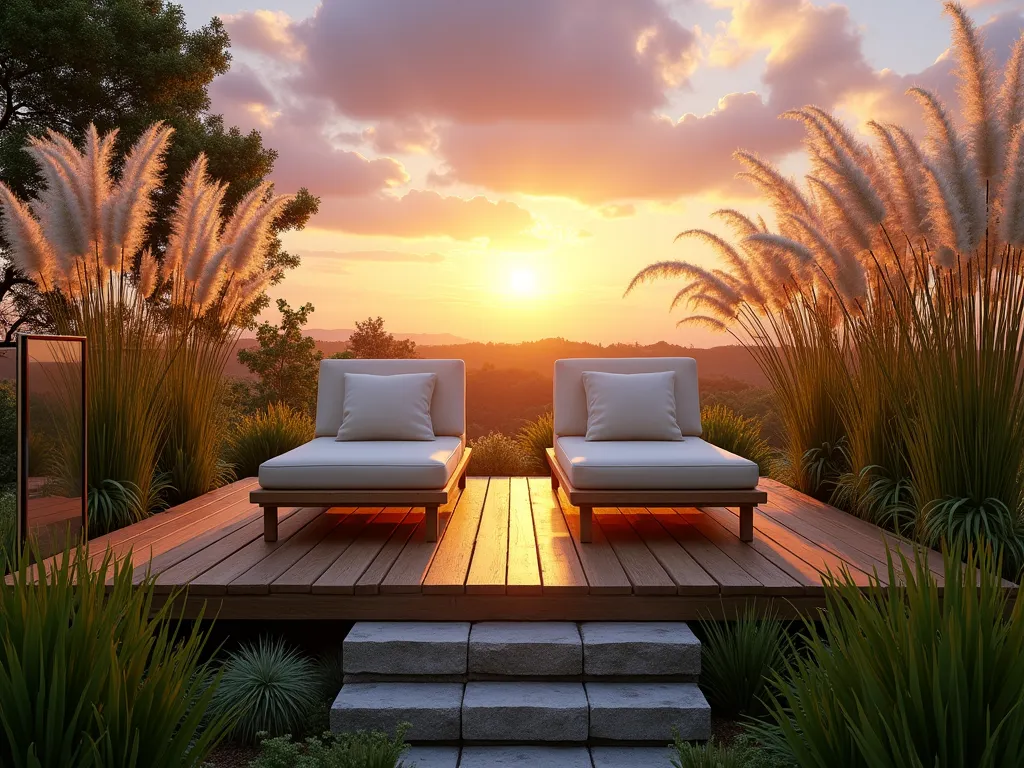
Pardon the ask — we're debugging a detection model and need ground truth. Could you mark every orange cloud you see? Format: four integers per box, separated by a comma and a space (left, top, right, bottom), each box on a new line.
222, 10, 303, 60
300, 249, 445, 263
314, 190, 539, 246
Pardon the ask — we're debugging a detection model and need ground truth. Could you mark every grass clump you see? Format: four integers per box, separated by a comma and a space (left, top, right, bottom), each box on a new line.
0, 543, 233, 767
211, 636, 320, 745
250, 726, 410, 768
517, 410, 553, 474
225, 403, 315, 479
698, 605, 789, 718
468, 432, 531, 476
700, 404, 774, 475
756, 546, 1024, 767
0, 489, 14, 571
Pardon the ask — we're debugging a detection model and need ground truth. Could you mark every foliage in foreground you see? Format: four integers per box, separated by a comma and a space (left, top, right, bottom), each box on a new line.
210, 637, 320, 745
468, 431, 532, 476
226, 403, 316, 479
699, 404, 774, 476
250, 726, 410, 768
672, 733, 794, 768
699, 604, 790, 718
755, 547, 1024, 767
517, 410, 553, 474
0, 543, 233, 768
0, 489, 14, 571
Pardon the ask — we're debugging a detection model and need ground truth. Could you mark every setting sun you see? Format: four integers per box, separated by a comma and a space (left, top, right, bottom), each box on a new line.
507, 267, 539, 298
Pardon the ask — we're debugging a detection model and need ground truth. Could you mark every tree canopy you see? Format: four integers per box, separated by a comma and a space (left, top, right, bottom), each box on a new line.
347, 317, 418, 359
0, 0, 319, 338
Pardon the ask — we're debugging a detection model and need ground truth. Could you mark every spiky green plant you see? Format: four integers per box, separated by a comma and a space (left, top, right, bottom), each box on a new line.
0, 542, 234, 768
87, 478, 145, 535
209, 637, 320, 744
671, 736, 746, 768
698, 604, 790, 718
699, 403, 773, 475
251, 726, 411, 768
468, 432, 531, 476
517, 410, 553, 474
754, 546, 1024, 767
225, 403, 315, 479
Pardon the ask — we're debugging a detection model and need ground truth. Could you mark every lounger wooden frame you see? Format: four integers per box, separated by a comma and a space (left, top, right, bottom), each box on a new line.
546, 448, 768, 544
251, 448, 472, 544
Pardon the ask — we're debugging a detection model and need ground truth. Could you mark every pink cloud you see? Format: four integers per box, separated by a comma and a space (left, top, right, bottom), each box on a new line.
222, 10, 302, 60
431, 92, 799, 203
314, 190, 539, 245
288, 0, 698, 122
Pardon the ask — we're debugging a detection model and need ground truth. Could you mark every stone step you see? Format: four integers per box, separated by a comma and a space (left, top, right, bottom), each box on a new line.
343, 621, 470, 680
469, 621, 582, 677
586, 682, 710, 742
459, 746, 593, 767
462, 681, 589, 742
403, 746, 681, 767
581, 622, 701, 678
330, 682, 463, 742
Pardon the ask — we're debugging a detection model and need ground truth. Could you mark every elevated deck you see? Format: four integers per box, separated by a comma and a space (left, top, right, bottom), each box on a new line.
27, 474, 984, 621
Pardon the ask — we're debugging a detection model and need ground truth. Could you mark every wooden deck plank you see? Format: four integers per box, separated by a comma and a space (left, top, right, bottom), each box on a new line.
506, 477, 542, 595
597, 511, 676, 595
270, 510, 376, 593
556, 491, 631, 595
621, 510, 718, 596
184, 506, 331, 596
674, 508, 806, 596
649, 510, 764, 595
528, 478, 588, 596
379, 494, 459, 594
422, 478, 488, 595
227, 510, 350, 595
312, 509, 409, 594
466, 478, 511, 595
152, 507, 320, 593
708, 504, 875, 588
353, 513, 420, 595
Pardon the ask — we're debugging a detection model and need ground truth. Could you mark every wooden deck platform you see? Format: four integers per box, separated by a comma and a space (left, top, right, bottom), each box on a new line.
35, 474, 986, 621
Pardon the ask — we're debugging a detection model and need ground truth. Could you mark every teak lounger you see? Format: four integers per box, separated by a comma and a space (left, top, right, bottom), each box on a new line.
548, 357, 768, 544
250, 358, 470, 544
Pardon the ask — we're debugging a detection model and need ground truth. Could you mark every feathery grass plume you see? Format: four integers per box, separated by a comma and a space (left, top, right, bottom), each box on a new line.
1000, 35, 1024, 136
183, 182, 227, 283
910, 86, 986, 251
946, 2, 1001, 182
0, 183, 55, 283
746, 233, 815, 281
1000, 126, 1024, 245
806, 175, 873, 254
868, 122, 928, 241
223, 187, 292, 277
711, 208, 762, 238
137, 248, 159, 296
104, 123, 173, 267
81, 125, 118, 265
25, 139, 90, 263
921, 160, 970, 257
734, 151, 816, 227
163, 155, 212, 276
675, 229, 762, 302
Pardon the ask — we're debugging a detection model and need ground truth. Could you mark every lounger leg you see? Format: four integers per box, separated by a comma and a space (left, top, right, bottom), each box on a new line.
551, 471, 559, 490
579, 505, 593, 543
458, 469, 467, 490
264, 505, 279, 543
425, 504, 439, 543
739, 504, 754, 543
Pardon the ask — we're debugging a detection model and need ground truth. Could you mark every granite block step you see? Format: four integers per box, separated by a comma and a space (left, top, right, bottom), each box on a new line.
330, 682, 463, 741
581, 622, 701, 678
590, 746, 678, 767
402, 746, 461, 768
459, 746, 593, 767
586, 682, 710, 742
343, 621, 469, 679
469, 622, 582, 677
462, 681, 589, 742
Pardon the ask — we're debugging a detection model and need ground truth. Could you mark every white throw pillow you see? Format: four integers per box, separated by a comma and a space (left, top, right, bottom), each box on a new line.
336, 372, 437, 441
581, 370, 684, 441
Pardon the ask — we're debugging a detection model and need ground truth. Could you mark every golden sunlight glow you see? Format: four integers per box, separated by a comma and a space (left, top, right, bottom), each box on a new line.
507, 267, 539, 298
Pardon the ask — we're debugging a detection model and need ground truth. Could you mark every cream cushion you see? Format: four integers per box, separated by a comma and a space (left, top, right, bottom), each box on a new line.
555, 436, 758, 490
315, 359, 465, 438
259, 437, 464, 490
582, 370, 683, 441
337, 372, 436, 441
554, 358, 701, 438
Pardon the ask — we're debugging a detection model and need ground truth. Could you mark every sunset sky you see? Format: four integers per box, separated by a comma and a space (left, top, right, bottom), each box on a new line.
177, 0, 1024, 345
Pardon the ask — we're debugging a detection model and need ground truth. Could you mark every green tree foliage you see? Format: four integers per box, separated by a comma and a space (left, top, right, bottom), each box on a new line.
238, 300, 323, 416
347, 316, 417, 359
0, 0, 319, 336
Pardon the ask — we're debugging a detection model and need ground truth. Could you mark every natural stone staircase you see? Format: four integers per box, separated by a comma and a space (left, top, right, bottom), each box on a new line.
331, 621, 711, 767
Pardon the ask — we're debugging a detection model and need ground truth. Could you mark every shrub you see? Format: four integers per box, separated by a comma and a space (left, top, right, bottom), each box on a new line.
87, 478, 146, 536
756, 547, 1024, 767
0, 380, 15, 485
0, 543, 233, 767
0, 489, 14, 571
671, 735, 745, 768
225, 403, 315, 479
210, 636, 320, 744
517, 411, 553, 475
251, 726, 410, 768
700, 404, 774, 476
698, 605, 789, 718
468, 432, 531, 476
